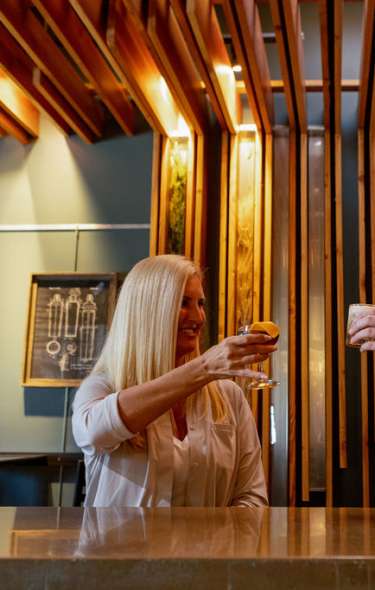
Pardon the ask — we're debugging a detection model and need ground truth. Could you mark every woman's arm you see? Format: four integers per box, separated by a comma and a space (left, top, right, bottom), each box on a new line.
117, 333, 276, 434
73, 333, 276, 451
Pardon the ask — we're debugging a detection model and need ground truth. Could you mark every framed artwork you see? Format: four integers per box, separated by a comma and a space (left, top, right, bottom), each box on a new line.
23, 273, 118, 387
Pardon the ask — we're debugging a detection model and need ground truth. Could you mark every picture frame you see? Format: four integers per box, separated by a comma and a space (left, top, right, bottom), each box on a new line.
23, 273, 118, 387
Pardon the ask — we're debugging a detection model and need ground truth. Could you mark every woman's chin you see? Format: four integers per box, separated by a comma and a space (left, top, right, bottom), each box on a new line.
176, 339, 198, 359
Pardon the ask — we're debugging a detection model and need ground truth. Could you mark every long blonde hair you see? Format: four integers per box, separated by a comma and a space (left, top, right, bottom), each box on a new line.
93, 255, 227, 427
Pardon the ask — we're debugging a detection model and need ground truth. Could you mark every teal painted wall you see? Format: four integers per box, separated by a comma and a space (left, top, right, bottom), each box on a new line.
0, 115, 152, 454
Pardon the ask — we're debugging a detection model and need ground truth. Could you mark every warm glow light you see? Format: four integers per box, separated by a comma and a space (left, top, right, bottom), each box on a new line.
237, 123, 257, 133
215, 64, 234, 77
169, 113, 190, 138
159, 76, 171, 102
232, 64, 242, 73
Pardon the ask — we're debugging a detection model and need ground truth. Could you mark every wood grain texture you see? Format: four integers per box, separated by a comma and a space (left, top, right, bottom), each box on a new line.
187, 0, 239, 133
357, 129, 370, 506
150, 132, 162, 256
300, 133, 310, 501
324, 130, 333, 507
288, 131, 297, 506
194, 134, 206, 267
218, 132, 229, 342
358, 0, 375, 128
334, 133, 347, 469
0, 0, 103, 136
33, 0, 134, 135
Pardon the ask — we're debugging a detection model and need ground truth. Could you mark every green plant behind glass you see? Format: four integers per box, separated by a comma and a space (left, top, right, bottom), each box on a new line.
168, 140, 187, 254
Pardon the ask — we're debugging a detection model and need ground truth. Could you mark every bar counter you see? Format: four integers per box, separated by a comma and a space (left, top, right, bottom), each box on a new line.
1, 506, 375, 589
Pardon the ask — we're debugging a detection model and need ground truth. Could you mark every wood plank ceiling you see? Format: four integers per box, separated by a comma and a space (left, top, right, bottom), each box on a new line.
0, 0, 362, 144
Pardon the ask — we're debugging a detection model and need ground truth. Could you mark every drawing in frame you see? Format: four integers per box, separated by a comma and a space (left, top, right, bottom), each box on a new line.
23, 273, 117, 387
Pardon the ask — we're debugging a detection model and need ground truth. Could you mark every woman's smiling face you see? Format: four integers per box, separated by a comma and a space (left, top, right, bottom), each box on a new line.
176, 275, 206, 362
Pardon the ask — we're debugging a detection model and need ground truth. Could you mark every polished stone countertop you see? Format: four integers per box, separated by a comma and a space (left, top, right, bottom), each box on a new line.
1, 507, 375, 589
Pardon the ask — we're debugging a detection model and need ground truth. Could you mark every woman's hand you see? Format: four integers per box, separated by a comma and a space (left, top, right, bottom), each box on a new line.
201, 333, 277, 379
348, 311, 375, 351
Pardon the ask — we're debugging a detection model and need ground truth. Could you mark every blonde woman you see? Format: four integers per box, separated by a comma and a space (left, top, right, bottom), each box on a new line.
72, 255, 276, 507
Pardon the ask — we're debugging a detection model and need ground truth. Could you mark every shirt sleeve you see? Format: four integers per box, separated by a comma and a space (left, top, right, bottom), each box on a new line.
226, 382, 269, 507
72, 375, 136, 453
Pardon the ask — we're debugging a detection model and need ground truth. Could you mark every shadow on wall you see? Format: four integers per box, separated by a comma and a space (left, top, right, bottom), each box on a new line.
23, 387, 67, 417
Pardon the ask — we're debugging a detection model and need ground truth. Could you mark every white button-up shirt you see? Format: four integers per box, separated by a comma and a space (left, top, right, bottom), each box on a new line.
72, 375, 268, 507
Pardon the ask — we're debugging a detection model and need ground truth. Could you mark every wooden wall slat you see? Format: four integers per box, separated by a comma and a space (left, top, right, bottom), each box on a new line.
319, 0, 330, 129
218, 132, 229, 342
157, 137, 170, 254
358, 129, 370, 506
282, 0, 307, 131
370, 129, 375, 446
251, 132, 263, 424
300, 132, 310, 501
226, 134, 239, 336
324, 130, 333, 507
334, 2, 342, 134
288, 131, 297, 506
193, 134, 206, 267
335, 134, 348, 469
358, 0, 375, 128
149, 132, 162, 256
184, 134, 196, 260
261, 133, 273, 488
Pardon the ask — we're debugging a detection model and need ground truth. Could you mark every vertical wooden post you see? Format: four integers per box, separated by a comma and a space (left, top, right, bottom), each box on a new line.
324, 130, 333, 507
358, 129, 370, 506
300, 132, 310, 501
288, 131, 297, 506
335, 134, 347, 468
218, 132, 229, 342
149, 132, 162, 255
262, 133, 273, 488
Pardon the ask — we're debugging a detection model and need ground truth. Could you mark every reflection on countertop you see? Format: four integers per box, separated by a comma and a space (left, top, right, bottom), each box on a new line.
2, 506, 375, 560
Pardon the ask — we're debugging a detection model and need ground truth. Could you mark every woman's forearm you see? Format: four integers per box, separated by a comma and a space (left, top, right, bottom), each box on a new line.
117, 356, 211, 433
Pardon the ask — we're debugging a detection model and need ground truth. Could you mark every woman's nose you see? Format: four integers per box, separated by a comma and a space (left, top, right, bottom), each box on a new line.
189, 304, 205, 322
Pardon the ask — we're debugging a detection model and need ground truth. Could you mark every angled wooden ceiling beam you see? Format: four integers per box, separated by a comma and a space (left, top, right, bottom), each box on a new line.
358, 0, 375, 129
222, 0, 273, 133
0, 67, 39, 138
72, 0, 181, 136
187, 0, 239, 133
0, 104, 32, 144
319, 0, 331, 128
32, 0, 135, 135
33, 69, 95, 143
319, 0, 342, 133
146, 0, 209, 135
269, 0, 307, 131
170, 0, 226, 129
0, 24, 71, 135
0, 0, 103, 138
109, 0, 181, 136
